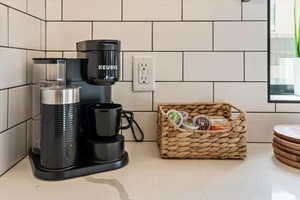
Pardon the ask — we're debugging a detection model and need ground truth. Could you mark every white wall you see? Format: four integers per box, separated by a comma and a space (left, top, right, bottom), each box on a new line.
273, 0, 294, 36
2, 0, 298, 175
0, 0, 45, 175
44, 0, 288, 144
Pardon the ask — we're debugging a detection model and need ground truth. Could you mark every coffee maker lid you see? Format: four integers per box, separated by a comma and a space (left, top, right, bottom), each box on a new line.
33, 58, 87, 64
76, 40, 121, 51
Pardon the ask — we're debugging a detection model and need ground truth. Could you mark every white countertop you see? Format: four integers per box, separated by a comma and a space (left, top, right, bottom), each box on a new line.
1, 142, 300, 200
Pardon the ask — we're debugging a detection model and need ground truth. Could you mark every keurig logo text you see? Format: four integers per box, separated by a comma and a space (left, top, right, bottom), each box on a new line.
97, 65, 118, 70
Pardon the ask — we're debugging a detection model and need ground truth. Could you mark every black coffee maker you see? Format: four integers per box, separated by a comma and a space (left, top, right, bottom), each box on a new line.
29, 40, 143, 180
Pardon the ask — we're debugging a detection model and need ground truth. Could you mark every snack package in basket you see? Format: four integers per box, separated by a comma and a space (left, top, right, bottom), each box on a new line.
209, 116, 229, 130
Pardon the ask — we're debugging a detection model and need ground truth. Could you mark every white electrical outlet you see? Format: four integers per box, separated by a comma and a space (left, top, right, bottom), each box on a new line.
133, 56, 155, 91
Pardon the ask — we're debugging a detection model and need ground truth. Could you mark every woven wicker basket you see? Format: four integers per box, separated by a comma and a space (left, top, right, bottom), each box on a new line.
157, 102, 247, 159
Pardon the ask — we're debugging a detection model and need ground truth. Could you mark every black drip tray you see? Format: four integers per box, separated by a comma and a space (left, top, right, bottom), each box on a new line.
29, 152, 129, 181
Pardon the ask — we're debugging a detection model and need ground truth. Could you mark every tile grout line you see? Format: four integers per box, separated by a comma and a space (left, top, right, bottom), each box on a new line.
6, 89, 9, 129
0, 155, 27, 177
241, 0, 243, 21
181, 0, 184, 21
45, 19, 268, 23
45, 0, 47, 21
182, 51, 184, 81
212, 22, 214, 51
61, 0, 63, 21
45, 18, 47, 51
130, 110, 157, 113
122, 141, 272, 143
45, 50, 269, 53
26, 0, 28, 13
152, 91, 154, 111
40, 21, 42, 50
91, 21, 94, 40
26, 50, 28, 84
119, 80, 268, 83
0, 45, 45, 51
7, 7, 9, 46
122, 51, 124, 81
0, 2, 45, 21
0, 119, 32, 135
0, 84, 33, 91
43, 0, 46, 50
25, 119, 28, 155
243, 51, 246, 81
248, 111, 300, 114
151, 22, 154, 51
121, 0, 123, 21
212, 82, 215, 102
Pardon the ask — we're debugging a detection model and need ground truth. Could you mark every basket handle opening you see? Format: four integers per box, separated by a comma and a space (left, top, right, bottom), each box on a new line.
229, 104, 246, 121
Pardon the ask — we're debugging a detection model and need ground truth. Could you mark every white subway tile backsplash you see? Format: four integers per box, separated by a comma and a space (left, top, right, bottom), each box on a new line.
123, 52, 182, 81
27, 50, 46, 84
0, 122, 26, 175
27, 0, 46, 19
63, 0, 121, 20
26, 119, 33, 152
276, 104, 300, 113
0, 0, 26, 11
0, 0, 42, 172
0, 90, 7, 132
32, 85, 40, 117
154, 22, 212, 51
31, 118, 40, 152
112, 82, 152, 111
47, 22, 91, 50
183, 0, 241, 20
214, 82, 275, 112
46, 51, 63, 58
214, 22, 267, 51
246, 113, 300, 142
32, 63, 46, 84
63, 52, 77, 58
46, 0, 61, 20
9, 9, 41, 49
242, 0, 268, 20
124, 0, 181, 21
0, 47, 26, 89
154, 82, 213, 110
245, 52, 268, 81
93, 22, 151, 51
0, 0, 280, 174
41, 21, 45, 50
123, 112, 157, 141
0, 5, 8, 46
184, 52, 243, 81
8, 86, 32, 128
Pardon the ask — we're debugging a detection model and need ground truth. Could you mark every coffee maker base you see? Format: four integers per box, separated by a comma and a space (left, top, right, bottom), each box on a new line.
28, 151, 129, 181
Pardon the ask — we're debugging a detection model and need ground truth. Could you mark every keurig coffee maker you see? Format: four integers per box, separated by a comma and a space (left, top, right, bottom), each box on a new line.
29, 40, 143, 180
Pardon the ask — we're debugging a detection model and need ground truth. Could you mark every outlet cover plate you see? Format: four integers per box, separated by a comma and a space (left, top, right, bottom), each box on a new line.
133, 56, 155, 92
